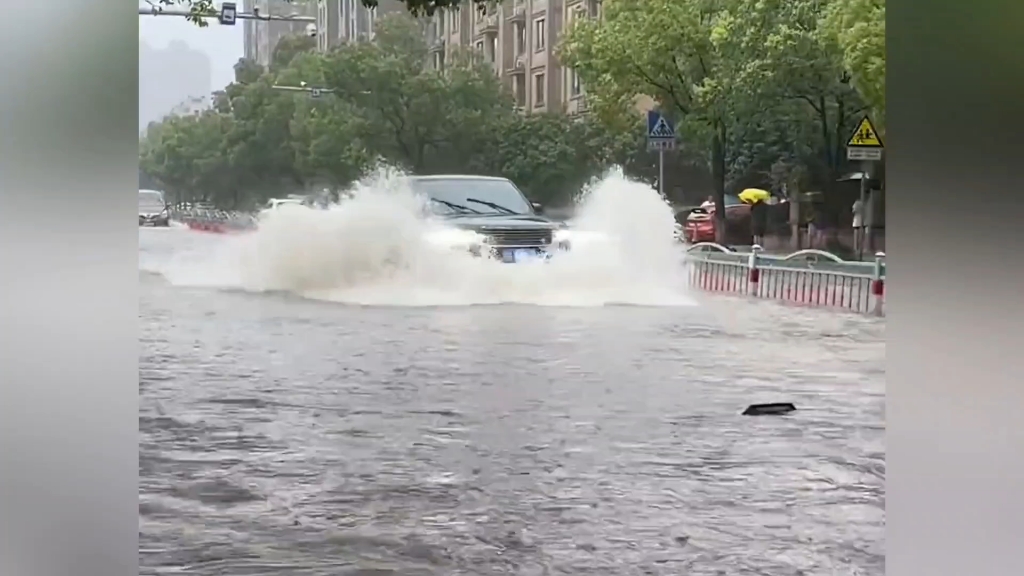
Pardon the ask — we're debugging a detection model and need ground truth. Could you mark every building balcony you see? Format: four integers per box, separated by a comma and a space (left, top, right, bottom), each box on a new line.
567, 94, 590, 115
508, 3, 527, 23
479, 13, 498, 34
506, 55, 527, 75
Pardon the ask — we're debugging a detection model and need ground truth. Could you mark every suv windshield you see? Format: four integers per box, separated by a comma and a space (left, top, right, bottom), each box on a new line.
139, 191, 165, 210
410, 178, 533, 216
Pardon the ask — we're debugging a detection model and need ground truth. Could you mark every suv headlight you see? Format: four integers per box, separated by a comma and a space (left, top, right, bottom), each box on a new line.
553, 228, 572, 250
425, 228, 487, 252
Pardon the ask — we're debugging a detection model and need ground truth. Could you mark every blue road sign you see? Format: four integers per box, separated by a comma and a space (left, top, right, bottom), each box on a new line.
647, 111, 675, 139
646, 110, 676, 151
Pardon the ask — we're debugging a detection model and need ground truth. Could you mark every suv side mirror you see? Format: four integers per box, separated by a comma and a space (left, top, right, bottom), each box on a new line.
531, 201, 543, 213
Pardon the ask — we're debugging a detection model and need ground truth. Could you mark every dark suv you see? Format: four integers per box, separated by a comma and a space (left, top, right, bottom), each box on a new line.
405, 175, 567, 263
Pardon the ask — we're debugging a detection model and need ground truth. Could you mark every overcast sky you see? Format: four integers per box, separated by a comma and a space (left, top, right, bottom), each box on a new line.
139, 4, 244, 91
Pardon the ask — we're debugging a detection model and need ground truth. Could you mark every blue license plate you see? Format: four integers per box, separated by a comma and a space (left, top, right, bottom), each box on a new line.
502, 249, 546, 263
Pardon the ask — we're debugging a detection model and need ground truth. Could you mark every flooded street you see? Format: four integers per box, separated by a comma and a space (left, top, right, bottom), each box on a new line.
139, 222, 884, 576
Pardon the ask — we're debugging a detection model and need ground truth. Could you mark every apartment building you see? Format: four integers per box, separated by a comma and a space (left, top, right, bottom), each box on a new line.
424, 0, 601, 114
242, 0, 318, 67
314, 0, 407, 52
168, 95, 213, 117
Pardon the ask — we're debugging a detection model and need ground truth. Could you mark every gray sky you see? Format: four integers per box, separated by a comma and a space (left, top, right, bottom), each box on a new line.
139, 3, 244, 90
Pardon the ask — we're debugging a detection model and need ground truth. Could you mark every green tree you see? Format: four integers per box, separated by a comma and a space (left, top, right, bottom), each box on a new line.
140, 111, 237, 206
289, 96, 373, 188
140, 11, 634, 210
718, 0, 866, 189
824, 0, 885, 128
320, 14, 512, 172
270, 34, 318, 73
560, 0, 742, 240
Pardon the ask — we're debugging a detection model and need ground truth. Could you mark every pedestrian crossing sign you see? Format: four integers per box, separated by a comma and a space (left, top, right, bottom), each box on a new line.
846, 116, 883, 148
646, 110, 676, 151
647, 111, 676, 139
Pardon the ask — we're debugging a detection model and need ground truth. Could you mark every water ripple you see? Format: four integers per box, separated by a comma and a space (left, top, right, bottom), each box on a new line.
140, 252, 884, 576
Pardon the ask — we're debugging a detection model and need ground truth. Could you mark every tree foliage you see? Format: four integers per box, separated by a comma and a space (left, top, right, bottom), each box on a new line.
140, 13, 630, 209
560, 0, 750, 234
559, 0, 886, 238
147, 0, 886, 232
824, 0, 885, 128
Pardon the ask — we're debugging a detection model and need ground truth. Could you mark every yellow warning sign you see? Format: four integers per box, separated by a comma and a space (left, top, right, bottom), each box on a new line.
847, 116, 883, 148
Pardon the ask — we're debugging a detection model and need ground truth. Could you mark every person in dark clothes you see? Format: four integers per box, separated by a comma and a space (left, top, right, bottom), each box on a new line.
808, 196, 827, 248
749, 198, 768, 246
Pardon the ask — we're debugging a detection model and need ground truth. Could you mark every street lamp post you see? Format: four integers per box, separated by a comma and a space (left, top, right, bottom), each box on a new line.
272, 83, 335, 99
271, 83, 373, 99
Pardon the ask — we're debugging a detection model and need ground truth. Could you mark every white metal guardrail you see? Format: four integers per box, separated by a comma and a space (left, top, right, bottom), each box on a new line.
685, 243, 885, 316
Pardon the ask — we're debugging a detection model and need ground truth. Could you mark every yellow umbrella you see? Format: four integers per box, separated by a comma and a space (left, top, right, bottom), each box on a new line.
738, 188, 771, 204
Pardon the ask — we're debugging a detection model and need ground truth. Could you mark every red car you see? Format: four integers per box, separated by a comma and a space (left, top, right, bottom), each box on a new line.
682, 209, 715, 242
682, 195, 751, 243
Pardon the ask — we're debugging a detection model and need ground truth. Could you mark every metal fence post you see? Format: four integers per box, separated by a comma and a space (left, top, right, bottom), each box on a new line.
871, 251, 885, 316
748, 244, 762, 296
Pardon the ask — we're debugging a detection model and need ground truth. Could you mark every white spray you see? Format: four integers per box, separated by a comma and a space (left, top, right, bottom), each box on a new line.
146, 167, 693, 307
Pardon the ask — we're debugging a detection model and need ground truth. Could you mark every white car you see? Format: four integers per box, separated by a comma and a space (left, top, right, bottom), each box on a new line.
139, 189, 170, 226
257, 198, 307, 219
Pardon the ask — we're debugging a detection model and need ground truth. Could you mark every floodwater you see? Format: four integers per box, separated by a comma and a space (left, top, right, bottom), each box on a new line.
139, 171, 884, 576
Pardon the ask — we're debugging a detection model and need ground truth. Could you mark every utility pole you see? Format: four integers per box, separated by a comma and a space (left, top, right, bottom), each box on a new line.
844, 116, 884, 260
645, 110, 677, 199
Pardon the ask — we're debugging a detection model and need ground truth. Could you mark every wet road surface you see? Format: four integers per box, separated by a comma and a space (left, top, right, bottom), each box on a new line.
139, 228, 885, 576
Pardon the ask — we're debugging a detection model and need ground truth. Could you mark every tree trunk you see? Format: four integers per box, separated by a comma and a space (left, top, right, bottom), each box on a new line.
710, 127, 727, 244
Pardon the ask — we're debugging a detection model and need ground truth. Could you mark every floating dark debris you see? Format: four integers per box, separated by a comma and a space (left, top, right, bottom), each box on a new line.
742, 402, 797, 416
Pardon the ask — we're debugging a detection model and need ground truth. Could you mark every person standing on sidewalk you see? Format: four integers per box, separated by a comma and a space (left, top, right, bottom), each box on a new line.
808, 195, 827, 249
852, 197, 865, 253
750, 197, 768, 247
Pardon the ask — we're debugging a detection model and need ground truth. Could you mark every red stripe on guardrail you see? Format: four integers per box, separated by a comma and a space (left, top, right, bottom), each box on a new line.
686, 246, 885, 316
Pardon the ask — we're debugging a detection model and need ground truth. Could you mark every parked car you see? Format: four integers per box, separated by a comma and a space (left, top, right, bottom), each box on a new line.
139, 189, 170, 227
682, 194, 750, 243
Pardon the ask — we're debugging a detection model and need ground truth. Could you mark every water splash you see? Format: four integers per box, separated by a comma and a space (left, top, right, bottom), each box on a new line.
145, 167, 693, 307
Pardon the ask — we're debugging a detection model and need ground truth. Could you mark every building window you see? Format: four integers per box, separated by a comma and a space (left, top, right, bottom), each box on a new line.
347, 0, 357, 41
533, 72, 545, 106
489, 36, 498, 63
533, 18, 546, 51
475, 39, 484, 62
452, 7, 460, 31
515, 22, 525, 55
437, 11, 445, 35
567, 5, 584, 28
513, 76, 526, 107
570, 69, 582, 97
433, 51, 445, 71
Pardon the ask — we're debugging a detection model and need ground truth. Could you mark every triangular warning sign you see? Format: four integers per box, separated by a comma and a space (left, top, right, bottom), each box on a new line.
650, 117, 674, 138
847, 116, 883, 148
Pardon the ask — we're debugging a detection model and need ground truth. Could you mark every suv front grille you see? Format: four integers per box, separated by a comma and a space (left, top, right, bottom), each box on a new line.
483, 228, 553, 248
